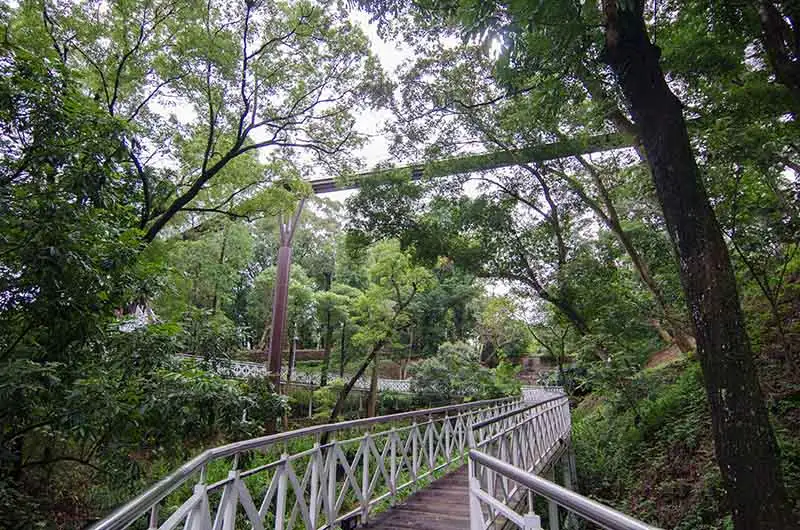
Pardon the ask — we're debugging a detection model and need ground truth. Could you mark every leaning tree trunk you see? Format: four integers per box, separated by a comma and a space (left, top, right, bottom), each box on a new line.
602, 2, 794, 528
581, 160, 695, 351
367, 353, 379, 417
339, 322, 347, 377
320, 341, 385, 446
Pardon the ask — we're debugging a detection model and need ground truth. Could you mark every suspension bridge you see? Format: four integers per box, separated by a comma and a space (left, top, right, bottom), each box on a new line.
90, 386, 659, 530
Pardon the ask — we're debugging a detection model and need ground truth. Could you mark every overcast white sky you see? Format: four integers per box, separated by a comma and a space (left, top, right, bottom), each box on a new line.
316, 10, 411, 202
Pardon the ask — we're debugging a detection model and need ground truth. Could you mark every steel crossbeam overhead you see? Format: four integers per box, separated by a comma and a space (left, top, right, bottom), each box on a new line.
309, 132, 634, 194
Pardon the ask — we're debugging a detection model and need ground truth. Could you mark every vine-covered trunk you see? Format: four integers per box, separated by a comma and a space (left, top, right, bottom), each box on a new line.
602, 2, 794, 528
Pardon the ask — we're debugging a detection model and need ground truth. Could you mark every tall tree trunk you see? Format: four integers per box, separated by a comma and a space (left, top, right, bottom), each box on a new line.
211, 226, 227, 315
759, 0, 800, 106
266, 200, 306, 395
268, 244, 291, 393
368, 353, 379, 417
602, 3, 794, 528
339, 321, 347, 377
320, 271, 333, 387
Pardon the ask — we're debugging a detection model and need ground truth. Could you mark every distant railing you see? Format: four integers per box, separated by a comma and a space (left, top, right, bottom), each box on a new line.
468, 394, 659, 530
521, 385, 564, 403
91, 397, 523, 530
176, 354, 413, 393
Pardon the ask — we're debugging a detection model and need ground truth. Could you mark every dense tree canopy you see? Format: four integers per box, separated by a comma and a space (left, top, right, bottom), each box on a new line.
1, 0, 799, 528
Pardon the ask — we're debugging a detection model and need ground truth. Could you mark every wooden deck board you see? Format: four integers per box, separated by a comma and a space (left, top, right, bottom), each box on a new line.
365, 467, 470, 530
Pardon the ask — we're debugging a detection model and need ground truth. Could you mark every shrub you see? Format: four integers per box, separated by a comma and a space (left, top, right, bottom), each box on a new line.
312, 379, 362, 419
410, 342, 522, 403
378, 390, 414, 414
410, 342, 484, 402
476, 359, 521, 399
572, 359, 733, 528
286, 387, 315, 418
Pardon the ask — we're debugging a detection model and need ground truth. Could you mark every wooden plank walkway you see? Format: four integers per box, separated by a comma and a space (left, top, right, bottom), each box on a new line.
366, 467, 470, 530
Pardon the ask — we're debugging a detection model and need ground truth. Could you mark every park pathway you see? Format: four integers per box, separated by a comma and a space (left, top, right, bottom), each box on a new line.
368, 467, 470, 530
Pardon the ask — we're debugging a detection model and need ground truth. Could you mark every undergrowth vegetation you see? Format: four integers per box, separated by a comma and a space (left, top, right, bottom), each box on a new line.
3, 0, 800, 528
574, 351, 800, 529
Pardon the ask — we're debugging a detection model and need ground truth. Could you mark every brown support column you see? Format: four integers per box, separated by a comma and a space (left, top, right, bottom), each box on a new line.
266, 199, 306, 396
268, 244, 291, 392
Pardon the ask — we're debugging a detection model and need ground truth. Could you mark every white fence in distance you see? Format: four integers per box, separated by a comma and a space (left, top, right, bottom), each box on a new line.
176, 354, 412, 393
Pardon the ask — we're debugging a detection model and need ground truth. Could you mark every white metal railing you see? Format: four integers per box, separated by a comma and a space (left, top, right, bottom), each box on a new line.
91, 397, 537, 530
468, 395, 659, 530
521, 385, 564, 404
468, 452, 660, 530
176, 354, 413, 393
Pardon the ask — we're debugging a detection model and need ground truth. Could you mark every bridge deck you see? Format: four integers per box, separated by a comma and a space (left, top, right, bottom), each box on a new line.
367, 467, 469, 530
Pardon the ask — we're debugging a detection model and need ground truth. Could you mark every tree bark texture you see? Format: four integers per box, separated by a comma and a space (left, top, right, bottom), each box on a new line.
759, 0, 800, 106
602, 2, 794, 528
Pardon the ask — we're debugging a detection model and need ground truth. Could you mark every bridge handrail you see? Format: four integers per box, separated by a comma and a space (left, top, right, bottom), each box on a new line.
91, 396, 516, 530
469, 451, 659, 530
471, 395, 564, 431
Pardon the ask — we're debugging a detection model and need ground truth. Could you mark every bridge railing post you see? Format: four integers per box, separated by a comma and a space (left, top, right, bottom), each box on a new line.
147, 505, 158, 530
389, 427, 397, 496
187, 483, 211, 530
361, 432, 370, 524
219, 470, 239, 530
427, 415, 435, 470
443, 412, 450, 460
411, 420, 419, 483
310, 443, 320, 529
459, 411, 469, 464
468, 456, 483, 530
546, 468, 560, 530
523, 513, 543, 530
325, 442, 337, 528
274, 454, 288, 530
